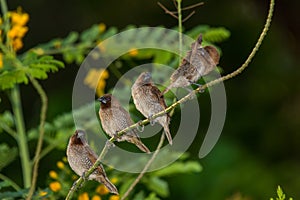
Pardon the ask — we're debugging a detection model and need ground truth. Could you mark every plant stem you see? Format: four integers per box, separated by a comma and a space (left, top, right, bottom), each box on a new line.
26, 77, 48, 200
10, 86, 31, 188
0, 173, 21, 191
0, 0, 10, 47
120, 134, 165, 200
177, 0, 183, 57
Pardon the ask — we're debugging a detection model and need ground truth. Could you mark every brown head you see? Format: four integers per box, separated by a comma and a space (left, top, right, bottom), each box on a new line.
70, 130, 87, 146
134, 72, 153, 86
98, 94, 122, 109
204, 46, 220, 65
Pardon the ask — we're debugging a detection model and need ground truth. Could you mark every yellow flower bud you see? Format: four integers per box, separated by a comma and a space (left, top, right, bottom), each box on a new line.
96, 185, 109, 195
78, 192, 89, 200
57, 161, 64, 169
0, 53, 3, 69
98, 23, 106, 33
11, 12, 29, 26
91, 195, 102, 200
128, 48, 138, 57
39, 191, 47, 197
109, 195, 120, 200
111, 177, 118, 184
49, 170, 58, 179
49, 181, 61, 192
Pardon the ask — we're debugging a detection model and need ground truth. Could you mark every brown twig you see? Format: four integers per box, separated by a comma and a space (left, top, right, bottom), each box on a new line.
157, 2, 178, 19
120, 134, 165, 200
182, 10, 195, 22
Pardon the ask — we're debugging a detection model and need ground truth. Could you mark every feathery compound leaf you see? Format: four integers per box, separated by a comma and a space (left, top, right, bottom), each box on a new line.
203, 27, 231, 43
0, 70, 28, 90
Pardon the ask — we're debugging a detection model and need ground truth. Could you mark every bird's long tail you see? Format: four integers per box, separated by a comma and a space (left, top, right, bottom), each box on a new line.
158, 116, 173, 145
163, 124, 173, 145
128, 136, 150, 154
97, 175, 119, 195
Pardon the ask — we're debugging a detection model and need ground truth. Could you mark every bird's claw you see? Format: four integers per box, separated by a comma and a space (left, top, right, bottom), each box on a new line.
137, 120, 145, 132
106, 140, 115, 149
148, 115, 156, 126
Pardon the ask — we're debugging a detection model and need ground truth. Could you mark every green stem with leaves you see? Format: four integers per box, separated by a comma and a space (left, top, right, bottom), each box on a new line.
10, 86, 31, 188
26, 77, 48, 200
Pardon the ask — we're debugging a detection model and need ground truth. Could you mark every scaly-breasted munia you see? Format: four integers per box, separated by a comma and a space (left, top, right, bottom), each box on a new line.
162, 34, 220, 95
98, 94, 150, 153
67, 130, 118, 194
131, 72, 172, 145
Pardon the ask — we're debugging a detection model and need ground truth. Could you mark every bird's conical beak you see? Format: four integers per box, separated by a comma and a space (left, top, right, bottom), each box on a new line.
97, 96, 106, 104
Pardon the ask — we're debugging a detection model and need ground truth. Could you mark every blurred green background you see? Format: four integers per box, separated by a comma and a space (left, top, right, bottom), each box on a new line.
1, 0, 299, 199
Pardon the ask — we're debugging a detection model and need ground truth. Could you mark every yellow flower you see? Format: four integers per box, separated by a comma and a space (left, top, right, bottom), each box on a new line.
109, 195, 120, 200
10, 11, 29, 26
91, 195, 102, 200
49, 181, 61, 192
111, 177, 118, 184
0, 53, 3, 69
8, 25, 28, 38
12, 38, 23, 51
128, 48, 138, 57
78, 192, 89, 200
49, 170, 58, 179
39, 191, 47, 197
84, 68, 109, 97
57, 161, 64, 169
96, 184, 109, 195
98, 23, 106, 33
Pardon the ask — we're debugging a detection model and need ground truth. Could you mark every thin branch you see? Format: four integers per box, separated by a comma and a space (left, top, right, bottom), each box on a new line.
181, 2, 204, 12
0, 121, 17, 139
26, 77, 48, 200
182, 10, 195, 23
0, 173, 21, 191
177, 0, 183, 56
157, 2, 178, 19
65, 0, 275, 198
121, 134, 165, 200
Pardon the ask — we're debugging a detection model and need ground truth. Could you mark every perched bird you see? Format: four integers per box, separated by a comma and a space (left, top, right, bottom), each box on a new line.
131, 72, 172, 145
162, 34, 220, 95
98, 94, 150, 153
67, 130, 118, 194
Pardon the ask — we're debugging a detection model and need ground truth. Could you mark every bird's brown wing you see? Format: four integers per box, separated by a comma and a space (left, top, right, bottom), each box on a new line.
85, 145, 106, 175
150, 85, 170, 117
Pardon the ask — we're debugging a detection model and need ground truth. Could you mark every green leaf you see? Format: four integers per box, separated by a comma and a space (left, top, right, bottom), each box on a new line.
270, 186, 293, 200
80, 24, 100, 42
0, 111, 14, 129
0, 144, 18, 170
203, 27, 231, 43
152, 161, 202, 177
186, 25, 210, 38
133, 191, 145, 200
143, 177, 169, 197
145, 193, 161, 200
0, 188, 28, 199
0, 70, 28, 90
119, 178, 136, 196
62, 32, 79, 45
153, 50, 173, 65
